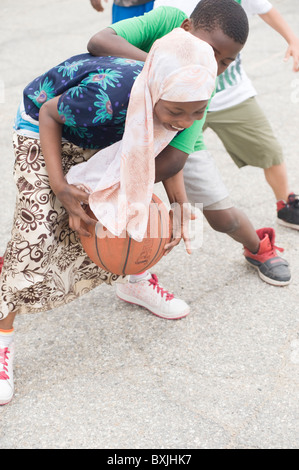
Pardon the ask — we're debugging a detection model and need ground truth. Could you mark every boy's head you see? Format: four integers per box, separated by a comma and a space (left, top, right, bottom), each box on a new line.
181, 0, 249, 75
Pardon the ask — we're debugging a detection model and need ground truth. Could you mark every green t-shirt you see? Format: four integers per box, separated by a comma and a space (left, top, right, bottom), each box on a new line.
111, 6, 210, 153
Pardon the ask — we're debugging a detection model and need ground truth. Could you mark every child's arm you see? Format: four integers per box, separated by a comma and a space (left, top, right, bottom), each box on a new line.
87, 6, 186, 58
154, 144, 193, 254
155, 144, 188, 183
39, 97, 96, 237
162, 169, 194, 255
88, 28, 148, 61
259, 7, 299, 72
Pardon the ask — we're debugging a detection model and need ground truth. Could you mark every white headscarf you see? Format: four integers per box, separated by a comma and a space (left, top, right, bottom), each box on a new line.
67, 28, 217, 241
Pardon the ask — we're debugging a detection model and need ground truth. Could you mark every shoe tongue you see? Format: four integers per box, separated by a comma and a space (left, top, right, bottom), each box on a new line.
258, 232, 274, 254
257, 227, 274, 243
129, 272, 152, 283
263, 235, 272, 250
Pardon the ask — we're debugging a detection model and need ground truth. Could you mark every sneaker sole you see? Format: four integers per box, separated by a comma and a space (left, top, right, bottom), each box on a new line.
0, 399, 13, 406
117, 293, 190, 320
245, 259, 292, 286
277, 218, 299, 231
0, 392, 13, 406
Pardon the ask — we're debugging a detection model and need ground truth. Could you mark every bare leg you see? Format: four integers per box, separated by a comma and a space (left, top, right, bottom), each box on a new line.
203, 207, 260, 253
0, 312, 16, 331
264, 162, 290, 201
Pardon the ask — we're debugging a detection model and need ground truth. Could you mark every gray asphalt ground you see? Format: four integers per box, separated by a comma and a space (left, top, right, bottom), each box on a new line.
0, 0, 299, 450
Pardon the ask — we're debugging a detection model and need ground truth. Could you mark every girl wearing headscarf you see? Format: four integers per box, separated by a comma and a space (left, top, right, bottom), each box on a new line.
0, 28, 216, 405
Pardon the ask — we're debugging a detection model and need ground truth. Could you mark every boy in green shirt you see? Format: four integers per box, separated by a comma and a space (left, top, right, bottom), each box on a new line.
87, 0, 291, 317
87, 2, 248, 190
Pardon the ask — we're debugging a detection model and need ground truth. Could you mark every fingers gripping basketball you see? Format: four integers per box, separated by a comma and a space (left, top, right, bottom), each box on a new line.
80, 194, 171, 275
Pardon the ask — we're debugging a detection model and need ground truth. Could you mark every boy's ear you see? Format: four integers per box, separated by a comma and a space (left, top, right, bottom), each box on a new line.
180, 18, 193, 32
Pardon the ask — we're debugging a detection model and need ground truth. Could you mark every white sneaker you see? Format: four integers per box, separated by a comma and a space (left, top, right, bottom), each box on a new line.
116, 273, 190, 320
0, 340, 14, 405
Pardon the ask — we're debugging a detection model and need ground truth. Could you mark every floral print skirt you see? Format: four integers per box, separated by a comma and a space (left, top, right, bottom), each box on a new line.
0, 133, 124, 320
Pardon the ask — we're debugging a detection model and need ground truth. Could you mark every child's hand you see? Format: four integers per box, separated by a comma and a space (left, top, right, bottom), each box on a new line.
284, 36, 299, 72
55, 183, 96, 237
163, 203, 196, 255
90, 0, 108, 12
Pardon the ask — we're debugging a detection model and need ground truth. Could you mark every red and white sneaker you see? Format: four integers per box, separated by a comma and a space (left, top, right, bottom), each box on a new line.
0, 337, 14, 405
244, 227, 291, 286
116, 273, 190, 320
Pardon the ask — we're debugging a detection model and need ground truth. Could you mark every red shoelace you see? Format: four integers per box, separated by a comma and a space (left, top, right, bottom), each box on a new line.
0, 347, 9, 380
148, 274, 174, 301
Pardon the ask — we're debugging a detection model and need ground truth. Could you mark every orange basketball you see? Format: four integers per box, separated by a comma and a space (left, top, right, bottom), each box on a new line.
80, 194, 171, 275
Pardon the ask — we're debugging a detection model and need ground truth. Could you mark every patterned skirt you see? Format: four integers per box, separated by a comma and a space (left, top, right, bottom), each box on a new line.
0, 133, 124, 320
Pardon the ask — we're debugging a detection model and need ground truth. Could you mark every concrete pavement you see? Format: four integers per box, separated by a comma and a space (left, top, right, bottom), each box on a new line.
0, 0, 299, 449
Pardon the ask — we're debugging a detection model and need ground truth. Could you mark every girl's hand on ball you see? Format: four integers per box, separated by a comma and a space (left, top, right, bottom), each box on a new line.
55, 183, 96, 237
164, 203, 196, 255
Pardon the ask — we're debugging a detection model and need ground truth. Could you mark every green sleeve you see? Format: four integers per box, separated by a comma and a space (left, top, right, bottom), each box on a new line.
169, 118, 206, 155
110, 6, 187, 52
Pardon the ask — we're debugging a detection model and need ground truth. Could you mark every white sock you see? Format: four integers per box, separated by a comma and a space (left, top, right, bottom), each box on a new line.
129, 271, 151, 283
0, 328, 14, 347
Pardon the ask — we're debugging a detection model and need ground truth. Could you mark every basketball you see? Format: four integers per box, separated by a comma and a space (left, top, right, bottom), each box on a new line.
80, 194, 171, 275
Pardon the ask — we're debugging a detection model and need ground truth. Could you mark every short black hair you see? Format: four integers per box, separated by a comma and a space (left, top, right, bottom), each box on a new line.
190, 0, 249, 45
